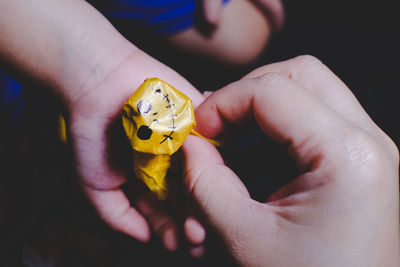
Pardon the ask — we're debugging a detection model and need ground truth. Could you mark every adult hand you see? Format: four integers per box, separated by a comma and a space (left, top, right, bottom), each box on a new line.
183, 55, 399, 266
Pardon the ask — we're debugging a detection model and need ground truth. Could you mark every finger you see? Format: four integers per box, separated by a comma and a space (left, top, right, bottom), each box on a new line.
194, 72, 355, 171
134, 192, 179, 251
257, 0, 285, 31
183, 135, 277, 253
182, 135, 252, 234
84, 186, 151, 242
184, 216, 206, 245
183, 191, 207, 257
189, 245, 206, 258
202, 0, 223, 25
184, 217, 206, 258
241, 55, 379, 136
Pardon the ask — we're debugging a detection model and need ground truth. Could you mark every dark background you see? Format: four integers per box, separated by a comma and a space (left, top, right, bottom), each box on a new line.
1, 0, 399, 266
127, 0, 399, 146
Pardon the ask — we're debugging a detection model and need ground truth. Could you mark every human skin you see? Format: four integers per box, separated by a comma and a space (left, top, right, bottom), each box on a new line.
201, 0, 284, 30
183, 55, 400, 266
0, 0, 206, 254
168, 0, 285, 66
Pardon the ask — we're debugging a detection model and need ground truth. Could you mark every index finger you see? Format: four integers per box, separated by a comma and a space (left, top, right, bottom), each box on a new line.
194, 72, 354, 170
83, 186, 151, 242
242, 56, 379, 137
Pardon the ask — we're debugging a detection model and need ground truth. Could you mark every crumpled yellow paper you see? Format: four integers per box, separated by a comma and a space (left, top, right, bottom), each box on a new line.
122, 78, 197, 200
58, 78, 218, 200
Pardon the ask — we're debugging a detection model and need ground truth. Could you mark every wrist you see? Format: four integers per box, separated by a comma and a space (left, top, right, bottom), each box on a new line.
68, 47, 204, 123
66, 45, 144, 120
62, 39, 138, 111
0, 0, 141, 110
51, 19, 139, 107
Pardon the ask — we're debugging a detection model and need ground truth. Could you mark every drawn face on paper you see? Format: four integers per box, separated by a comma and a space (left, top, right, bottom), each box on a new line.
122, 78, 195, 155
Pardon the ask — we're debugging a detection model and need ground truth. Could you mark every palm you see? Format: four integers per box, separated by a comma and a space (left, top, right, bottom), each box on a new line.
67, 50, 205, 251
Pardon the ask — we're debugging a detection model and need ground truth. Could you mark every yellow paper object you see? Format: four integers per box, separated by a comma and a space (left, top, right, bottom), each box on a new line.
58, 115, 67, 143
122, 78, 196, 200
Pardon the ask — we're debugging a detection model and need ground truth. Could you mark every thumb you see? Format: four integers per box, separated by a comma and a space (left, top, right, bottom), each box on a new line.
182, 135, 251, 230
202, 0, 223, 25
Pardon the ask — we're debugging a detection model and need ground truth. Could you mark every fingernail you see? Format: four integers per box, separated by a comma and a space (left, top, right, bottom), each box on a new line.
184, 217, 206, 245
163, 228, 178, 251
190, 245, 206, 258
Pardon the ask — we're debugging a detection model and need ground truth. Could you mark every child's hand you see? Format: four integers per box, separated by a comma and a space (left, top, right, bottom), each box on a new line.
202, 0, 285, 30
254, 0, 285, 30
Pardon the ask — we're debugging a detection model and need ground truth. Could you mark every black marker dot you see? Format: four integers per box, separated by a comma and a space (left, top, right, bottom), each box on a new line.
137, 125, 153, 140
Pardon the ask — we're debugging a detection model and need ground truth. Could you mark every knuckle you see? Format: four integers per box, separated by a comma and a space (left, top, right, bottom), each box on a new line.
292, 54, 324, 68
287, 55, 326, 79
342, 126, 395, 183
337, 126, 400, 201
381, 132, 400, 167
345, 127, 383, 166
390, 141, 400, 165
249, 72, 300, 107
253, 72, 288, 89
251, 72, 300, 101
